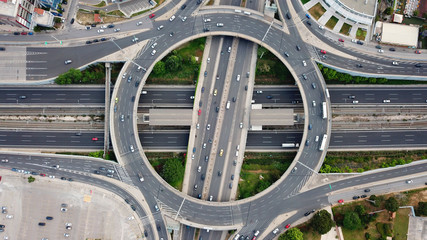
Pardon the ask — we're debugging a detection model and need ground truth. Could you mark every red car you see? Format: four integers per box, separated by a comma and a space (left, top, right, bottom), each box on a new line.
338, 199, 344, 203
415, 50, 421, 54
92, 137, 98, 141
338, 38, 344, 42
21, 32, 27, 35
40, 173, 46, 177
198, 109, 201, 115
149, 13, 155, 19
285, 224, 291, 229
320, 50, 327, 54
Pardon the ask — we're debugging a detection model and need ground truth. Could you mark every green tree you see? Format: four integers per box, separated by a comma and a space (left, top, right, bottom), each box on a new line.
311, 210, 334, 234
28, 176, 35, 183
256, 180, 270, 193
385, 197, 399, 212
355, 205, 366, 216
88, 150, 104, 158
165, 55, 181, 72
153, 61, 166, 75
343, 212, 362, 230
413, 10, 419, 16
417, 202, 427, 216
384, 7, 393, 15
278, 227, 303, 240
161, 158, 184, 184
423, 12, 427, 18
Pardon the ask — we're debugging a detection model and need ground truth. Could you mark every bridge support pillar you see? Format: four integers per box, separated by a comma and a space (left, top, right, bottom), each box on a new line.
103, 62, 111, 158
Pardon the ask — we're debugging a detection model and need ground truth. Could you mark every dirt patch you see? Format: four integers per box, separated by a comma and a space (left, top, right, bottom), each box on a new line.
246, 169, 270, 174
76, 11, 125, 25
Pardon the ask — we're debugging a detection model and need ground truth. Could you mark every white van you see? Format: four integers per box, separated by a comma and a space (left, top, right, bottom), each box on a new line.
236, 75, 240, 81
226, 101, 231, 109
235, 151, 239, 157
142, 91, 148, 94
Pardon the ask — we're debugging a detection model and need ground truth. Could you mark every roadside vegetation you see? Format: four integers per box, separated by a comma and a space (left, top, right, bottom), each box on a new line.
237, 152, 295, 199
255, 47, 293, 85
145, 152, 185, 190
92, 1, 106, 7
301, 0, 311, 4
55, 63, 124, 85
320, 150, 427, 173
333, 188, 427, 240
146, 38, 206, 85
58, 150, 117, 161
317, 64, 426, 84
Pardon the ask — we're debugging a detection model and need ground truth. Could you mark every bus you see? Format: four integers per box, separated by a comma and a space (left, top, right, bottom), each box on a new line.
319, 134, 328, 151
282, 143, 300, 148
322, 102, 327, 119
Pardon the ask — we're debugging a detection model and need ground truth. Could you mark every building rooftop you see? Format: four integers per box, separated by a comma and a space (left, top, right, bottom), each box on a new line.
381, 22, 419, 47
0, 0, 18, 18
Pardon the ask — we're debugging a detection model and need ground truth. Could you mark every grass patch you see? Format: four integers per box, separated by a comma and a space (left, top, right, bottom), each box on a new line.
393, 208, 410, 240
320, 150, 427, 173
146, 152, 185, 190
107, 10, 124, 17
356, 28, 367, 40
92, 1, 106, 7
207, 0, 214, 5
147, 38, 206, 85
238, 152, 296, 199
255, 46, 293, 85
325, 16, 339, 29
402, 17, 426, 25
301, 0, 311, 4
340, 23, 352, 35
131, 9, 150, 17
308, 3, 326, 20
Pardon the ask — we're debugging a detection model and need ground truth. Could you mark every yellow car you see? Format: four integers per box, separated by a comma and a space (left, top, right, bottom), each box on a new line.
115, 97, 118, 103
219, 149, 223, 156
213, 89, 217, 96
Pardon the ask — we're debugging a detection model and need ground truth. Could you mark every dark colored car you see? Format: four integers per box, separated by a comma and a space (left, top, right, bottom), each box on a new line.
93, 39, 99, 43
38, 222, 46, 226
286, 12, 291, 19
107, 24, 114, 28
99, 167, 106, 171
135, 81, 140, 87
13, 32, 20, 35
356, 40, 363, 45
415, 63, 422, 68
131, 96, 135, 102
130, 205, 136, 211
46, 216, 53, 220
364, 189, 371, 192
125, 199, 130, 204
304, 209, 315, 216
266, 95, 273, 99
201, 174, 205, 180
196, 0, 202, 4
306, 20, 311, 26
203, 28, 210, 32
70, 18, 74, 24
86, 40, 92, 44
296, 45, 301, 51
361, 194, 367, 198
144, 230, 148, 237
94, 170, 100, 174
389, 48, 395, 51
181, 4, 187, 9
91, 24, 96, 27
375, 45, 382, 49
67, 178, 73, 181
353, 196, 360, 200
100, 38, 106, 41
61, 177, 66, 180
31, 171, 38, 175
157, 224, 161, 231
197, 194, 202, 199
357, 63, 363, 68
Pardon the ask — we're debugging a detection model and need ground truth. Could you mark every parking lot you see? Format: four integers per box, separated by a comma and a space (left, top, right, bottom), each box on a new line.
0, 170, 141, 239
